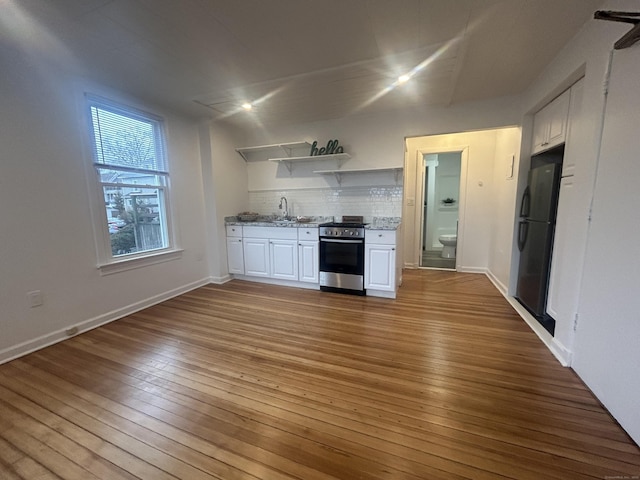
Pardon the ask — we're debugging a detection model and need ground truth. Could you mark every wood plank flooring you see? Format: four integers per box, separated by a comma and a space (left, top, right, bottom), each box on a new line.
1, 269, 638, 479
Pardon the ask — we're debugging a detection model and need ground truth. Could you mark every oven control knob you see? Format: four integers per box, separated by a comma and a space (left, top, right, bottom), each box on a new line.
349, 231, 354, 236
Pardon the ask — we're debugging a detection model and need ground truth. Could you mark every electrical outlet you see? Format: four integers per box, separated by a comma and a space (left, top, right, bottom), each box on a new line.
27, 290, 43, 308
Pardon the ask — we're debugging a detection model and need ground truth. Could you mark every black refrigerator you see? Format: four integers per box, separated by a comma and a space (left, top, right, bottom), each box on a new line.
515, 162, 562, 335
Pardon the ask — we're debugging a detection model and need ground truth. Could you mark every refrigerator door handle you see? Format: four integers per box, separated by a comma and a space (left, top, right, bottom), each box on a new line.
517, 220, 529, 252
520, 186, 531, 217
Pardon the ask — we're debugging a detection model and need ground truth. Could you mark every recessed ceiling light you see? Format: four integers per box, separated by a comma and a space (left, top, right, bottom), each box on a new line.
398, 74, 411, 84
241, 102, 253, 111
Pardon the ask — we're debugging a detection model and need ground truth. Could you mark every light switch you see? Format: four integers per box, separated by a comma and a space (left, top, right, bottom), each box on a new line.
27, 290, 43, 308
506, 155, 515, 179
407, 197, 415, 206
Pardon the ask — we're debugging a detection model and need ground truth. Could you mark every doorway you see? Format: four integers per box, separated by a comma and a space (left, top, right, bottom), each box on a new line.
420, 151, 462, 269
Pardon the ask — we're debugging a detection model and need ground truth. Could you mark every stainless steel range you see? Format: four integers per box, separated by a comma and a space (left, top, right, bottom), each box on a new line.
319, 216, 366, 295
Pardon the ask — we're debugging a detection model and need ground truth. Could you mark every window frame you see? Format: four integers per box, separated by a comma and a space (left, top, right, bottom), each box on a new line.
84, 94, 179, 273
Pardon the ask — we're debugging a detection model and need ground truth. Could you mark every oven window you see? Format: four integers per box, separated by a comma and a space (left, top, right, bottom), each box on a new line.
320, 240, 364, 275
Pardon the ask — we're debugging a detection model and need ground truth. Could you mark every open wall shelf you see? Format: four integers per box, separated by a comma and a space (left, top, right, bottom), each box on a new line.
313, 167, 403, 185
269, 153, 351, 173
235, 141, 311, 161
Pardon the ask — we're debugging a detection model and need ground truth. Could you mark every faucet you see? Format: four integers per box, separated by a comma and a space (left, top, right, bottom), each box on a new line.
278, 196, 289, 219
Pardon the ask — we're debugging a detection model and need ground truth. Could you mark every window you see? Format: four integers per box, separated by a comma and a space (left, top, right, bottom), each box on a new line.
86, 96, 172, 262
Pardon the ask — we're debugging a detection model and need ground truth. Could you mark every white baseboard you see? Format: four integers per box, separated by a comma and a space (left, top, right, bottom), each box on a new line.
552, 338, 574, 366
485, 269, 508, 296
230, 275, 321, 290
482, 268, 571, 366
0, 277, 212, 365
502, 295, 571, 366
458, 266, 487, 274
211, 274, 232, 284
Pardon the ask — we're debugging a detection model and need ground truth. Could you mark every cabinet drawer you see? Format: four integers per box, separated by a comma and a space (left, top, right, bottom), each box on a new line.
298, 227, 319, 241
243, 226, 297, 240
365, 229, 396, 245
226, 225, 243, 237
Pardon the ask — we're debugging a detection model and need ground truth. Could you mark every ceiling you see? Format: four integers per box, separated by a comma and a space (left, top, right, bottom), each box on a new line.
2, 0, 603, 126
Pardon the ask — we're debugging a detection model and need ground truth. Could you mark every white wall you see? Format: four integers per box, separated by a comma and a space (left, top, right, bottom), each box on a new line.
488, 128, 522, 292
0, 34, 210, 362
575, 45, 640, 445
235, 97, 521, 264
521, 0, 640, 444
200, 122, 249, 282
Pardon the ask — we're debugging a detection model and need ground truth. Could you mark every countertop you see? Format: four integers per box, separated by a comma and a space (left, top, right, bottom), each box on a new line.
224, 215, 331, 228
225, 216, 401, 231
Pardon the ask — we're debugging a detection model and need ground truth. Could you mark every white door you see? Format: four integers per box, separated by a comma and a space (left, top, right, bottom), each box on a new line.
243, 238, 269, 277
226, 237, 244, 274
572, 46, 640, 444
270, 239, 298, 280
546, 175, 577, 344
365, 244, 395, 291
298, 241, 319, 283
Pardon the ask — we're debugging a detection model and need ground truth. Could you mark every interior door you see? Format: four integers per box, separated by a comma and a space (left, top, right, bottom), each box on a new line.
572, 46, 640, 443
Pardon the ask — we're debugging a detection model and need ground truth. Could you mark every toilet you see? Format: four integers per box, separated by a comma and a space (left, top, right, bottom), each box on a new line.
438, 234, 457, 259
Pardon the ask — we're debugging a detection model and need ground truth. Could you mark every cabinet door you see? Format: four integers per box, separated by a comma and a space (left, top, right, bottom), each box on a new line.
532, 89, 570, 154
365, 244, 396, 291
243, 238, 270, 277
562, 78, 584, 177
546, 90, 570, 149
298, 241, 319, 283
531, 108, 551, 154
270, 239, 298, 280
546, 176, 579, 341
226, 237, 244, 274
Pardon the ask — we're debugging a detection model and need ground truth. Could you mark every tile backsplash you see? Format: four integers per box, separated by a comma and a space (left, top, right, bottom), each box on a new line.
249, 186, 403, 222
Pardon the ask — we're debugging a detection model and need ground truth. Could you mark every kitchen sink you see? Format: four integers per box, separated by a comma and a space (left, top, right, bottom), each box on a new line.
271, 219, 297, 224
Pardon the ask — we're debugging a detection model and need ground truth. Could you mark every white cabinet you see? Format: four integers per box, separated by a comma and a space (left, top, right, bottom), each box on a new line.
243, 238, 270, 277
547, 176, 577, 325
298, 241, 319, 283
270, 239, 298, 280
544, 78, 586, 351
226, 225, 243, 237
297, 227, 319, 284
365, 244, 396, 291
226, 237, 244, 274
365, 229, 399, 298
562, 78, 584, 177
228, 225, 319, 286
532, 89, 570, 154
226, 225, 244, 274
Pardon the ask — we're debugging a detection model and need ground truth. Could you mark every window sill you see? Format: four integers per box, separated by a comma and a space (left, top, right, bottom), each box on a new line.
98, 249, 183, 276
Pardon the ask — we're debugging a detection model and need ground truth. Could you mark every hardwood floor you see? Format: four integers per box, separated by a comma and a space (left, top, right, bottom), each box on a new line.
1, 269, 638, 479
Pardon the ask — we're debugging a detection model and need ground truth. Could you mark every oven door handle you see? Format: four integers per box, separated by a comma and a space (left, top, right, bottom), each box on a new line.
320, 238, 364, 244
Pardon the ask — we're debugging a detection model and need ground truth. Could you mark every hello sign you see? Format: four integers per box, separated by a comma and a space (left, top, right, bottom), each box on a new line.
310, 139, 344, 156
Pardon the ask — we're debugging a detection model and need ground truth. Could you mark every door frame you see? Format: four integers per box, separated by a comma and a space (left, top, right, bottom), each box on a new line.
413, 146, 469, 269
